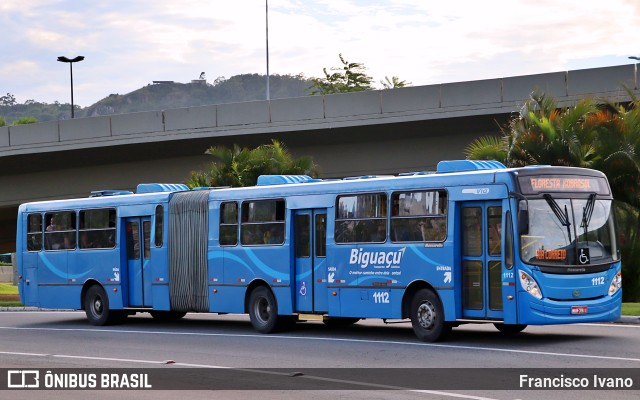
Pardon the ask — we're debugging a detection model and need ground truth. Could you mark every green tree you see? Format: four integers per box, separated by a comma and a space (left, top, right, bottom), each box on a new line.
307, 54, 374, 95
0, 93, 16, 106
463, 135, 507, 163
0, 116, 6, 127
465, 91, 601, 167
381, 76, 410, 89
187, 140, 318, 188
464, 90, 640, 300
595, 93, 640, 299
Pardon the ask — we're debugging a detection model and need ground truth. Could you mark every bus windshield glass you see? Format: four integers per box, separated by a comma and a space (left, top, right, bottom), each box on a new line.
520, 197, 617, 267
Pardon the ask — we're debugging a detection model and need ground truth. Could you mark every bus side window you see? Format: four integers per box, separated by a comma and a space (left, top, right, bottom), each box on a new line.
335, 193, 387, 244
240, 199, 285, 246
487, 206, 502, 256
79, 208, 116, 249
44, 211, 76, 250
505, 211, 514, 269
220, 202, 238, 246
390, 190, 447, 242
155, 205, 163, 247
27, 213, 43, 251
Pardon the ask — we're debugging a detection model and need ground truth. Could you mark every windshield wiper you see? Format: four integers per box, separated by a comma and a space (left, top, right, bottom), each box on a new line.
543, 194, 572, 243
580, 193, 597, 236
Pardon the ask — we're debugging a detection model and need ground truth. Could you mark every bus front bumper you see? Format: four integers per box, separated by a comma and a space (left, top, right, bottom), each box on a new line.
518, 290, 622, 325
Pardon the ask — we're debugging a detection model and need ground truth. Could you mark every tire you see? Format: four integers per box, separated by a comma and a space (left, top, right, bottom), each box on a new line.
323, 317, 360, 328
248, 286, 285, 333
410, 288, 450, 342
149, 311, 187, 321
494, 323, 527, 335
84, 285, 124, 326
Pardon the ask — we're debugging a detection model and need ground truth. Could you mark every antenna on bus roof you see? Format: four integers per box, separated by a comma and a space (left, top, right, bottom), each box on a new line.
398, 171, 436, 176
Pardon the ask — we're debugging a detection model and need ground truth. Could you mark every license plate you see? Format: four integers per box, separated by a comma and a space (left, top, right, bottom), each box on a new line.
571, 306, 588, 315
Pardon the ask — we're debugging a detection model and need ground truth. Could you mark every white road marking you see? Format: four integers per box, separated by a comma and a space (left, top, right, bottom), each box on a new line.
578, 323, 640, 329
1, 324, 640, 363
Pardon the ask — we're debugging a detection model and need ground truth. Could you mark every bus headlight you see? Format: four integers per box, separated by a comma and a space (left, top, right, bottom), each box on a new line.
608, 272, 622, 296
519, 271, 542, 300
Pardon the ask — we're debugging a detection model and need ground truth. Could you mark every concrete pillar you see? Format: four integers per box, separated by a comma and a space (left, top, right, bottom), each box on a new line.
11, 253, 17, 286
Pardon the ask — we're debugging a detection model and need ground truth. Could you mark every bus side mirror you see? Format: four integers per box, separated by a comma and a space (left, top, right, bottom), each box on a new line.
518, 209, 529, 236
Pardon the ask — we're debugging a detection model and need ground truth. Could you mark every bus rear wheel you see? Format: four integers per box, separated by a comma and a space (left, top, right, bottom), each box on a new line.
249, 286, 284, 333
494, 323, 527, 335
84, 285, 125, 326
410, 288, 450, 342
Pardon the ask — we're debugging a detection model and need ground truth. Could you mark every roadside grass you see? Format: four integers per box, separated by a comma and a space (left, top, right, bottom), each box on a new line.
0, 283, 20, 307
0, 283, 18, 295
622, 303, 640, 316
0, 301, 22, 307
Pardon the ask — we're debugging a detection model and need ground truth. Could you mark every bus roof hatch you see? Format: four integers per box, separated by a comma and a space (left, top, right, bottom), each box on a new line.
257, 175, 321, 186
90, 190, 133, 197
436, 160, 506, 173
136, 183, 190, 194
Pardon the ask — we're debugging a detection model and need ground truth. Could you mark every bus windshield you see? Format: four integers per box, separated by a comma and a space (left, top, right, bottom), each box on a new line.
520, 196, 617, 268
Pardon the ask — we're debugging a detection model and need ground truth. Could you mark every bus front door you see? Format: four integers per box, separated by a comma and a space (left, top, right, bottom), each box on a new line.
124, 217, 152, 307
293, 210, 328, 313
461, 202, 504, 320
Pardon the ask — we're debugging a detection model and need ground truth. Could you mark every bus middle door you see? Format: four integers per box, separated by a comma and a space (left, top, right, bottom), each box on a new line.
461, 201, 503, 320
293, 209, 328, 314
124, 217, 152, 307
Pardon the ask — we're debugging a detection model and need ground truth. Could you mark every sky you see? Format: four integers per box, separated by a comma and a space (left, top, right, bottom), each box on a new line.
1, 0, 640, 107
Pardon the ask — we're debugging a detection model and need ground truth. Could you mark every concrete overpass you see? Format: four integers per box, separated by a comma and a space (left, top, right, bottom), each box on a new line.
1, 64, 638, 252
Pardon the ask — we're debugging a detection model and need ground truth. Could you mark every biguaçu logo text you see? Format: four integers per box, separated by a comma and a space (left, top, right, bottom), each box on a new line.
349, 248, 406, 269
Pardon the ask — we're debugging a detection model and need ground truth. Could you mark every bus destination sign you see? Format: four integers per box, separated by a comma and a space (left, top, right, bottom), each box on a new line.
519, 175, 608, 195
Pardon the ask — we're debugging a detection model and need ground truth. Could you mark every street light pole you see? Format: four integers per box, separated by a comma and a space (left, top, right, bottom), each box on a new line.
57, 56, 85, 118
266, 0, 270, 101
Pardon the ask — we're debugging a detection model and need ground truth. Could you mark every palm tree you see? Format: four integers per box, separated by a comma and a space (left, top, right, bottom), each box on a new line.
187, 140, 318, 188
465, 91, 602, 168
505, 92, 600, 168
464, 89, 640, 301
463, 135, 507, 163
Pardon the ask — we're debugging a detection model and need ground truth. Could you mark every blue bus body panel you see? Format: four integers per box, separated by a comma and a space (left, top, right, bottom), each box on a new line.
215, 245, 293, 313
209, 286, 245, 313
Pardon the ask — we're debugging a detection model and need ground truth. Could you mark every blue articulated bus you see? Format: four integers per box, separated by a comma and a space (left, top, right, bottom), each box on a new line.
16, 160, 622, 341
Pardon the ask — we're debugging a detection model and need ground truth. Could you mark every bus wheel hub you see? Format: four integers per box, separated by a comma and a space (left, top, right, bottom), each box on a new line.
417, 302, 435, 329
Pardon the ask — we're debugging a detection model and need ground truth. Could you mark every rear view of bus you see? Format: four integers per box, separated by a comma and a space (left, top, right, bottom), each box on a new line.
513, 168, 621, 326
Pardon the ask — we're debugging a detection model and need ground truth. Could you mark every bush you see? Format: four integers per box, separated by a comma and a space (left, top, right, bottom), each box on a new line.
12, 116, 38, 125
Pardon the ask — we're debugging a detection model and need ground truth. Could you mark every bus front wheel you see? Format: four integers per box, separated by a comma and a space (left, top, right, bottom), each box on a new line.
249, 286, 282, 333
410, 288, 450, 342
84, 285, 125, 326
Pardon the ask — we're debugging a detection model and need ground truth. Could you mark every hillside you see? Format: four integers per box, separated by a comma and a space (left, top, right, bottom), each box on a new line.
1, 73, 313, 123
83, 73, 312, 117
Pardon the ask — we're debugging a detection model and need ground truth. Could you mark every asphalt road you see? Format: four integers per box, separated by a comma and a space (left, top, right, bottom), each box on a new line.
1, 311, 638, 400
